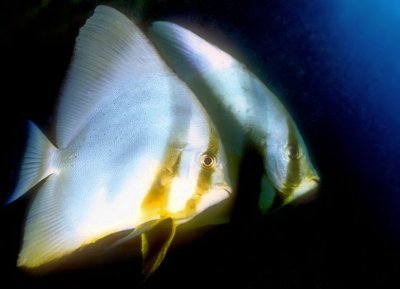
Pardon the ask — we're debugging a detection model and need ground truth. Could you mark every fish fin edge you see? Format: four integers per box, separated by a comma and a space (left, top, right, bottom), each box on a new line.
141, 218, 176, 280
149, 21, 234, 82
17, 174, 69, 269
55, 5, 168, 147
7, 121, 57, 204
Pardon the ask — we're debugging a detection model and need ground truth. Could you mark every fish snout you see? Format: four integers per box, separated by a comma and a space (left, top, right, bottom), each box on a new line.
196, 183, 232, 213
218, 182, 233, 196
289, 176, 320, 205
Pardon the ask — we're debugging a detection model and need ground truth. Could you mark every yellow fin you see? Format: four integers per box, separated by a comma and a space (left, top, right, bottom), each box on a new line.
141, 218, 176, 279
108, 219, 160, 250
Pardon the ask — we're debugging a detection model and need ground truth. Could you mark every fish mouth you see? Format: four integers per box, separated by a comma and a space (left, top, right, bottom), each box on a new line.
286, 176, 320, 205
267, 176, 319, 213
217, 183, 233, 196
195, 183, 232, 212
175, 183, 232, 224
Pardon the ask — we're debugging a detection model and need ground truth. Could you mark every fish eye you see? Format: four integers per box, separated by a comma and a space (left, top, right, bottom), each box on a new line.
200, 153, 217, 169
286, 145, 300, 160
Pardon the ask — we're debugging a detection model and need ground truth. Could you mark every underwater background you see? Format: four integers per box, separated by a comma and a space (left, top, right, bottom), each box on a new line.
1, 0, 399, 288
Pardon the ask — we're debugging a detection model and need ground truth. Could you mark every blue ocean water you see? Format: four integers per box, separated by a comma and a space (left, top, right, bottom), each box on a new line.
293, 0, 400, 240
324, 0, 400, 225
0, 0, 399, 288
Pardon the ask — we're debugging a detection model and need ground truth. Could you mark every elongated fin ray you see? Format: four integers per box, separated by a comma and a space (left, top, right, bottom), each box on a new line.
55, 5, 168, 148
7, 121, 57, 204
149, 21, 235, 82
108, 219, 160, 250
141, 218, 176, 279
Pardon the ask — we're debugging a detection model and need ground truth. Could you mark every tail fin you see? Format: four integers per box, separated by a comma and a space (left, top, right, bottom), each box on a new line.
7, 121, 58, 204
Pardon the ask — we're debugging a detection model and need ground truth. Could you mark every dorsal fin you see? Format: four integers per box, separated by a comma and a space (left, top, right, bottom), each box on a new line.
55, 5, 168, 148
149, 21, 235, 83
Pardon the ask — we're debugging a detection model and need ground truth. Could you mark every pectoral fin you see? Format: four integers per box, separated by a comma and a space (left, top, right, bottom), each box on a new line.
258, 174, 276, 214
141, 218, 176, 279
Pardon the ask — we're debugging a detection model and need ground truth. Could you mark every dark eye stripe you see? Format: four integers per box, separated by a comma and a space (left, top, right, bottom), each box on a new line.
283, 119, 301, 196
184, 126, 219, 213
198, 126, 219, 190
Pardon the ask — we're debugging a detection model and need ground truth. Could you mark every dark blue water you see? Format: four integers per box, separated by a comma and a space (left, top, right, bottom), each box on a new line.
1, 1, 399, 288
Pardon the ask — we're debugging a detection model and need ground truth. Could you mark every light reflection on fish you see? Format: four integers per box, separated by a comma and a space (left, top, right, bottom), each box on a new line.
149, 22, 320, 213
7, 5, 232, 277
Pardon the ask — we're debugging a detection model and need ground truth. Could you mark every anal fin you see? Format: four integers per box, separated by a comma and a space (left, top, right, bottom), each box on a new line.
141, 218, 176, 279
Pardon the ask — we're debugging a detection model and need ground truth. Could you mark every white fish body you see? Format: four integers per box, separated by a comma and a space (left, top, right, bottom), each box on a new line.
149, 22, 319, 212
8, 6, 232, 275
